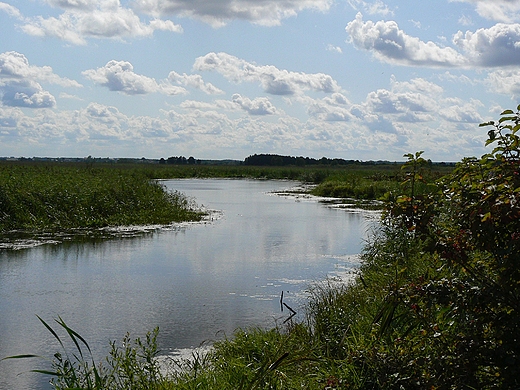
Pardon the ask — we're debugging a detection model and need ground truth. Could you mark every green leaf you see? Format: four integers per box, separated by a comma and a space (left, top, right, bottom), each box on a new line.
55, 317, 92, 357
37, 316, 64, 351
499, 116, 517, 123
31, 369, 60, 376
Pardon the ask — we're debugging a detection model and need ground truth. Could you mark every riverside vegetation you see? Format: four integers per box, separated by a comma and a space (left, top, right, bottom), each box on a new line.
0, 156, 451, 234
0, 163, 203, 232
3, 107, 520, 388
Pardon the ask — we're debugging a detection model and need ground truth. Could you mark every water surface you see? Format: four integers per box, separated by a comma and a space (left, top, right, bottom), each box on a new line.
0, 179, 377, 389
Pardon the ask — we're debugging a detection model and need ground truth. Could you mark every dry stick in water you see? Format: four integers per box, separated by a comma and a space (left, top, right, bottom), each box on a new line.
280, 291, 297, 323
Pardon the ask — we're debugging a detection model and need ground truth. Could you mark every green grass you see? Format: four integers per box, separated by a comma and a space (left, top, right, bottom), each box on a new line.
0, 160, 451, 233
309, 165, 451, 201
0, 162, 203, 232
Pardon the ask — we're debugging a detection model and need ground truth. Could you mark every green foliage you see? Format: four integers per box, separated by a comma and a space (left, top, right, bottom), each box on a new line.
310, 175, 400, 200
310, 161, 449, 202
337, 106, 520, 388
2, 317, 169, 390
0, 163, 202, 232
169, 326, 322, 390
383, 151, 438, 238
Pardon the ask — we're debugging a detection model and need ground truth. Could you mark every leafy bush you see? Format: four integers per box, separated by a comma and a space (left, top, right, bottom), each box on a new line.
304, 107, 520, 388
352, 106, 520, 388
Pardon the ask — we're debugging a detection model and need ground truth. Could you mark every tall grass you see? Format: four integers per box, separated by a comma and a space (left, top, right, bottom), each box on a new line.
310, 165, 451, 200
3, 317, 171, 390
0, 162, 202, 232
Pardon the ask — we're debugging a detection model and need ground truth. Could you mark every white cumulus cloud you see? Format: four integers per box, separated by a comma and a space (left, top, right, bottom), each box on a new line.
485, 69, 520, 97
304, 93, 353, 121
346, 13, 467, 67
168, 71, 224, 95
0, 51, 81, 87
232, 94, 277, 115
0, 51, 81, 108
438, 98, 484, 123
19, 0, 182, 45
83, 60, 186, 95
133, 0, 332, 27
453, 23, 520, 67
0, 80, 56, 108
193, 52, 341, 95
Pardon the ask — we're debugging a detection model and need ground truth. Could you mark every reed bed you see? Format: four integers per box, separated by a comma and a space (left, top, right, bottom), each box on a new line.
0, 162, 202, 232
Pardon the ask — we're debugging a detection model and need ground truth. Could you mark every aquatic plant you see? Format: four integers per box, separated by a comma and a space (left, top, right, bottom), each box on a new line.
3, 316, 168, 390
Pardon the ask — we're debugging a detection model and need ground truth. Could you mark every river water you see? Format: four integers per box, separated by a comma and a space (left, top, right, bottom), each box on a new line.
0, 179, 378, 389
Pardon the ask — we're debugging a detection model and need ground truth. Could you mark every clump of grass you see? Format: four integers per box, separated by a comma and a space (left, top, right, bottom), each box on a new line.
310, 165, 450, 201
168, 326, 322, 389
0, 163, 202, 232
3, 316, 170, 390
310, 178, 399, 200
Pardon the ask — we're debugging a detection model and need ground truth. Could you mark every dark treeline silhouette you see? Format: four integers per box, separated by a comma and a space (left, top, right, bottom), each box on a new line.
244, 153, 360, 166
160, 156, 201, 165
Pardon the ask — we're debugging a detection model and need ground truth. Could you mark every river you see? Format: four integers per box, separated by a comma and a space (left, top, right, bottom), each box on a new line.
0, 179, 378, 389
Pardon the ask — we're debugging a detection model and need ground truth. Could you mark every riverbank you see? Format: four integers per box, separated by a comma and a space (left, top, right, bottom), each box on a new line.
0, 163, 203, 234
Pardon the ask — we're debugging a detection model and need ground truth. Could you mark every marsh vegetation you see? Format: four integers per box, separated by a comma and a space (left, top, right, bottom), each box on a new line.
0, 158, 450, 236
0, 163, 203, 233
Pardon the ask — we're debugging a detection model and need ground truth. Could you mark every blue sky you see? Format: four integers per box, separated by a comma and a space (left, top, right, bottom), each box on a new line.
1, 0, 519, 161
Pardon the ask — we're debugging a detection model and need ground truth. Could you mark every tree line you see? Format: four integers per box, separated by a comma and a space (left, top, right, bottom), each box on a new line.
243, 153, 367, 166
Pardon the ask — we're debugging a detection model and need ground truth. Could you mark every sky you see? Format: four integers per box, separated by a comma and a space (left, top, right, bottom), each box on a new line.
1, 0, 520, 161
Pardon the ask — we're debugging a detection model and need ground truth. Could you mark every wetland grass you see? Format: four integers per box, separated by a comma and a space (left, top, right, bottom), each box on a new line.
0, 162, 202, 233
0, 160, 445, 234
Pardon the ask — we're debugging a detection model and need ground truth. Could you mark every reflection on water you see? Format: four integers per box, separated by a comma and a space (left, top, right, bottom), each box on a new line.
0, 179, 377, 389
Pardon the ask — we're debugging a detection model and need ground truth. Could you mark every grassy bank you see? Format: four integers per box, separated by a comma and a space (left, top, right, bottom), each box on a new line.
0, 162, 202, 232
309, 163, 451, 200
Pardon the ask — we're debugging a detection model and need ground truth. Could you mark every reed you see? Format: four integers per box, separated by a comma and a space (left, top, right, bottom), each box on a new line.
3, 316, 170, 389
0, 162, 202, 232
